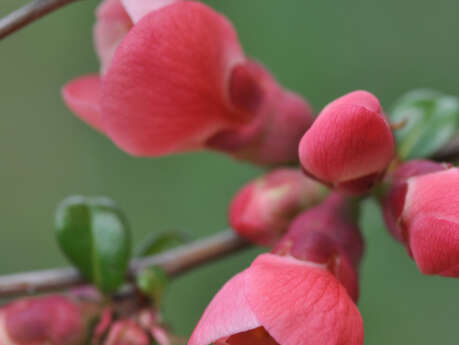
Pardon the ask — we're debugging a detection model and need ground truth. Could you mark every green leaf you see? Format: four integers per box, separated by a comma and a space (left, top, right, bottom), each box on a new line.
55, 196, 131, 294
390, 89, 459, 160
136, 266, 169, 305
136, 231, 188, 257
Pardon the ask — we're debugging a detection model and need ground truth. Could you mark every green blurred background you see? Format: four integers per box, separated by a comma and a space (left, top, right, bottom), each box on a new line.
1, 0, 459, 343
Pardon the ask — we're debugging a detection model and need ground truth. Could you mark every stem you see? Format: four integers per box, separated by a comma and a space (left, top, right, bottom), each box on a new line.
0, 231, 249, 298
0, 0, 83, 40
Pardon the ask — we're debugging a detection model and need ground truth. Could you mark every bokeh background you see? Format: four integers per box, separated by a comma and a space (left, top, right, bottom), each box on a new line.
1, 0, 459, 343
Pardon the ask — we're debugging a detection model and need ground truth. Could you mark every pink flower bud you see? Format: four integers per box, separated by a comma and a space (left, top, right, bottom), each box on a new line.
189, 254, 364, 345
382, 160, 451, 241
63, 2, 313, 165
299, 90, 395, 194
0, 296, 87, 345
103, 320, 150, 345
273, 193, 364, 301
383, 163, 459, 276
229, 169, 326, 246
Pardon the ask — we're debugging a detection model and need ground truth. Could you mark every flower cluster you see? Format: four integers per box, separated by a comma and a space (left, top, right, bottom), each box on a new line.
52, 0, 459, 344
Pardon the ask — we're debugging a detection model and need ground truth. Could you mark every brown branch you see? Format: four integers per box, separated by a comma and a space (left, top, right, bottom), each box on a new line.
0, 0, 83, 40
0, 230, 249, 298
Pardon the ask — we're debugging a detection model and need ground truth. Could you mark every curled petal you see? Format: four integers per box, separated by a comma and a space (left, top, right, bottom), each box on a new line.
188, 270, 260, 345
101, 2, 247, 156
208, 61, 314, 165
62, 75, 104, 132
94, 0, 133, 73
246, 254, 364, 345
121, 0, 180, 23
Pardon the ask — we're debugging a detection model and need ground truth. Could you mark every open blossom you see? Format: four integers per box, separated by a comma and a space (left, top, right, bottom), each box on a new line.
229, 169, 326, 246
383, 161, 459, 276
190, 194, 364, 345
62, 0, 313, 165
299, 90, 395, 194
0, 296, 89, 345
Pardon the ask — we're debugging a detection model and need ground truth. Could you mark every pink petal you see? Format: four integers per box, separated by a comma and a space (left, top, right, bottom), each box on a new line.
246, 254, 364, 345
188, 270, 260, 345
101, 2, 247, 156
94, 0, 133, 74
404, 168, 459, 219
121, 0, 179, 23
207, 61, 314, 165
61, 75, 104, 132
409, 215, 459, 276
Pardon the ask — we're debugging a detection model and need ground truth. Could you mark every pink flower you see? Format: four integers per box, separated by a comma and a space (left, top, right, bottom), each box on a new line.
188, 254, 363, 345
190, 194, 364, 345
229, 169, 325, 246
299, 90, 395, 194
383, 161, 459, 276
0, 296, 87, 345
63, 1, 313, 165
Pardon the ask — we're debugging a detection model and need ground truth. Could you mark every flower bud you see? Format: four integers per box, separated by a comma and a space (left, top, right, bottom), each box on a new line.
229, 169, 326, 246
383, 163, 459, 276
103, 320, 150, 345
0, 296, 88, 345
382, 160, 451, 241
273, 193, 364, 301
299, 90, 395, 194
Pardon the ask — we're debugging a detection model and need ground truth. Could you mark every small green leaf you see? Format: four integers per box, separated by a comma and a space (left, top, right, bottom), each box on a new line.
55, 196, 131, 294
136, 266, 169, 305
136, 231, 188, 257
390, 89, 459, 160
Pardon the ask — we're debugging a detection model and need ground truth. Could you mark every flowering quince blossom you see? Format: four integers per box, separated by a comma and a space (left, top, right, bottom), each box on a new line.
299, 90, 395, 194
62, 0, 314, 165
229, 168, 326, 246
189, 194, 364, 345
0, 296, 90, 345
382, 160, 459, 276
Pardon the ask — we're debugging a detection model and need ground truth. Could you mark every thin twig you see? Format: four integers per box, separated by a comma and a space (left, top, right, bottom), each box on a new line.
0, 0, 83, 40
0, 231, 249, 298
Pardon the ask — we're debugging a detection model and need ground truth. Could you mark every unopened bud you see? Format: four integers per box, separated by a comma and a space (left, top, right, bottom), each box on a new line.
0, 296, 88, 345
229, 169, 326, 246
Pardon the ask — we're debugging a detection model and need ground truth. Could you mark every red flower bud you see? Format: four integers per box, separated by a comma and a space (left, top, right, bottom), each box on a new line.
382, 160, 451, 241
103, 320, 150, 345
274, 193, 364, 301
229, 169, 326, 246
383, 162, 459, 276
0, 296, 87, 345
299, 90, 395, 194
